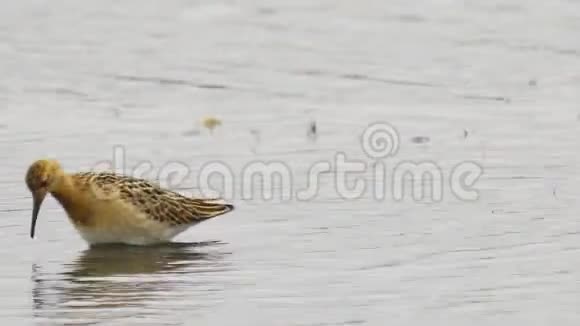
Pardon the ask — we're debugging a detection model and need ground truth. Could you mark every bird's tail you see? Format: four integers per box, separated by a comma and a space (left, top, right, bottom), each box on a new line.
187, 198, 235, 221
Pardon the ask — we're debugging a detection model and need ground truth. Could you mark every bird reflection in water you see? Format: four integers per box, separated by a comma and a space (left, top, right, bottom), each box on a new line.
67, 241, 228, 277
32, 241, 231, 323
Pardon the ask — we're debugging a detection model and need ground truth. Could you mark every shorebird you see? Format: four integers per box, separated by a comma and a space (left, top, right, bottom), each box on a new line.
25, 159, 234, 246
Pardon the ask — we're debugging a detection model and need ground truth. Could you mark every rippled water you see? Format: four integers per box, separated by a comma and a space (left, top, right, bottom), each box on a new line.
1, 0, 580, 325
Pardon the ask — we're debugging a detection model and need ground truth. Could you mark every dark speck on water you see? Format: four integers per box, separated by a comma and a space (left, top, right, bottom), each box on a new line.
1, 0, 579, 325
307, 121, 317, 139
410, 136, 430, 144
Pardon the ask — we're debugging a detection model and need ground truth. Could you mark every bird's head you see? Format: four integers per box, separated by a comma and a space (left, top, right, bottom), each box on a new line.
25, 159, 63, 238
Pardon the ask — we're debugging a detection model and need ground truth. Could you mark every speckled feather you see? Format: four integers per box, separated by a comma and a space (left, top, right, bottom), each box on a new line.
71, 172, 234, 226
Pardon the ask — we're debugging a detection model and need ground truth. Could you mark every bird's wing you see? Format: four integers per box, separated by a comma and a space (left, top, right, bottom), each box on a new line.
72, 172, 234, 225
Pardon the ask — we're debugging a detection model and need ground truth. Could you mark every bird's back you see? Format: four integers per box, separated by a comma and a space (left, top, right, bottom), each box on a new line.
71, 172, 234, 226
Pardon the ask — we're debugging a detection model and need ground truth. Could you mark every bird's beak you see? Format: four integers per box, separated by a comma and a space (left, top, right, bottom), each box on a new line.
30, 190, 47, 239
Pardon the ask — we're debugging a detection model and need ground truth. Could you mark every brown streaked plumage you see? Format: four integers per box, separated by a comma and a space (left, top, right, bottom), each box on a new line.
25, 159, 234, 246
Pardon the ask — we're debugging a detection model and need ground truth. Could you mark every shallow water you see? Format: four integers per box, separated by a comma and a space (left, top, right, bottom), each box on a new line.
1, 0, 580, 325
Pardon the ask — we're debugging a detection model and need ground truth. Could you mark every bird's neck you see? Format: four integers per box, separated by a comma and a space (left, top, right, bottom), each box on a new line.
49, 173, 78, 213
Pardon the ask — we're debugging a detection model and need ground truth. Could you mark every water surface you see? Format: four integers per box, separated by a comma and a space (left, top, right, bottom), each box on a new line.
1, 0, 579, 325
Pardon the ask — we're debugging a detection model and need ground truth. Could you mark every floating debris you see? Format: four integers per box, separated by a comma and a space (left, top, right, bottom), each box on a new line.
250, 128, 261, 142
202, 117, 222, 132
307, 121, 317, 139
257, 7, 276, 15
410, 136, 430, 144
528, 79, 538, 87
461, 94, 511, 103
249, 129, 261, 154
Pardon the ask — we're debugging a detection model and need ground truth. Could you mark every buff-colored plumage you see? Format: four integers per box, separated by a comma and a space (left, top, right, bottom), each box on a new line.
25, 159, 234, 246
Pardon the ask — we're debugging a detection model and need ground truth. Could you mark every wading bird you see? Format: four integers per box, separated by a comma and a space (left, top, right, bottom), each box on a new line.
25, 159, 234, 246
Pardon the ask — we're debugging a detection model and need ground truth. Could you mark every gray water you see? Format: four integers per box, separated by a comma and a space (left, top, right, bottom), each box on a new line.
1, 0, 580, 325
